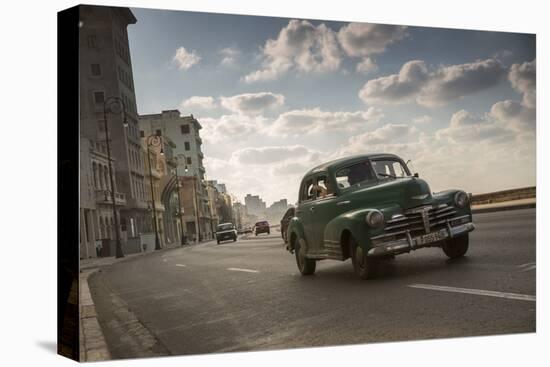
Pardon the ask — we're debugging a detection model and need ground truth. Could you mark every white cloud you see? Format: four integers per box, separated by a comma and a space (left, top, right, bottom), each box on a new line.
231, 145, 314, 165
337, 23, 407, 57
436, 109, 516, 144
356, 57, 378, 74
244, 20, 341, 83
508, 59, 536, 108
349, 123, 417, 146
359, 60, 429, 104
269, 107, 384, 136
200, 114, 266, 143
172, 47, 201, 70
180, 96, 217, 111
220, 92, 285, 115
490, 99, 535, 132
359, 58, 506, 107
412, 115, 432, 124
220, 47, 240, 67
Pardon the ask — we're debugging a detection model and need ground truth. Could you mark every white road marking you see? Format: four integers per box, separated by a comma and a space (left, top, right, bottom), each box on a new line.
175, 264, 186, 267
518, 262, 536, 268
227, 267, 260, 273
521, 264, 536, 272
162, 259, 168, 263
409, 284, 535, 302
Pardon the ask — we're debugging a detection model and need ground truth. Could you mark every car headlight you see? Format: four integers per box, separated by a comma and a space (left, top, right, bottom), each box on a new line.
454, 191, 469, 208
366, 210, 384, 228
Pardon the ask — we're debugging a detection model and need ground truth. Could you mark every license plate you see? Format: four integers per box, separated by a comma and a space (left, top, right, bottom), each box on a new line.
417, 230, 446, 245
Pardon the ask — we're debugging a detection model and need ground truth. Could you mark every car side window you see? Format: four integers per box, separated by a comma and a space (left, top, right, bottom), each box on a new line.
301, 178, 314, 202
313, 174, 334, 199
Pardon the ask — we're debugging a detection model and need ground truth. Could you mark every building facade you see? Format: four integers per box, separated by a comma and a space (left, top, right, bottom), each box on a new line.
79, 5, 149, 257
244, 194, 267, 219
139, 110, 213, 241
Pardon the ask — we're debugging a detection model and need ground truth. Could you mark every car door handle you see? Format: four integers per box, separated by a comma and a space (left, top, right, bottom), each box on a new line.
309, 207, 315, 212
337, 200, 351, 206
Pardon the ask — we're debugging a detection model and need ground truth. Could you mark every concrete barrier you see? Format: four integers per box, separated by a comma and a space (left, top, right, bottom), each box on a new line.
470, 186, 535, 205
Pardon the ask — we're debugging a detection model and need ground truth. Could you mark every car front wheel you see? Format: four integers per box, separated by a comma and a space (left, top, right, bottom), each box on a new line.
442, 234, 469, 259
350, 236, 378, 279
295, 237, 316, 275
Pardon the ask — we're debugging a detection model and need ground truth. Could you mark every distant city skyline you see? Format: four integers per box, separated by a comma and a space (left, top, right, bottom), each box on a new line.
127, 8, 536, 205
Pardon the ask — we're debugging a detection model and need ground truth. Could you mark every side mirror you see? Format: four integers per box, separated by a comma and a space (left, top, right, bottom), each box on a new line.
414, 173, 419, 178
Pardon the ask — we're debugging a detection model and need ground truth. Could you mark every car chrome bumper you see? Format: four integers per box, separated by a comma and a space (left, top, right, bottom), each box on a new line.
367, 220, 475, 257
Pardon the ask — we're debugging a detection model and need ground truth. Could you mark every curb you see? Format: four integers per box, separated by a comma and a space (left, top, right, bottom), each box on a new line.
472, 203, 536, 214
79, 269, 111, 361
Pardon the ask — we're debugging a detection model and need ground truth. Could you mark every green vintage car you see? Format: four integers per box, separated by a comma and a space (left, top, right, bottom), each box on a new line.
286, 154, 475, 279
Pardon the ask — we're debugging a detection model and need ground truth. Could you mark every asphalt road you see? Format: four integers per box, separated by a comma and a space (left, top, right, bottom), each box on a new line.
89, 208, 536, 359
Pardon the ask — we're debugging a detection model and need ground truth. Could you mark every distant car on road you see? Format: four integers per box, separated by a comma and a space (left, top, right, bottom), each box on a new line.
215, 223, 238, 244
280, 207, 295, 243
243, 226, 253, 234
286, 153, 475, 279
254, 221, 270, 236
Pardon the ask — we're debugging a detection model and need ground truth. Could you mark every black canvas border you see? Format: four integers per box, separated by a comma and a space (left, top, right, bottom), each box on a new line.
57, 4, 80, 361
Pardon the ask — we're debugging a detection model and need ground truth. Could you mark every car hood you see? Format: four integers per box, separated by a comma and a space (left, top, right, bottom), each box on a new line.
342, 177, 433, 210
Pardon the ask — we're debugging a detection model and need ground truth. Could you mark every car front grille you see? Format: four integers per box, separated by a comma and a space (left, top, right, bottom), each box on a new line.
372, 204, 458, 244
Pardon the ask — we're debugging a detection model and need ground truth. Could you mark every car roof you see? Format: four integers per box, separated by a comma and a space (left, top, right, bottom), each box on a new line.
217, 222, 233, 226
303, 153, 402, 177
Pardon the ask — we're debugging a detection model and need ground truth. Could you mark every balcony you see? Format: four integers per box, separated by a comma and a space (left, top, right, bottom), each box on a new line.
95, 189, 126, 206
195, 135, 202, 145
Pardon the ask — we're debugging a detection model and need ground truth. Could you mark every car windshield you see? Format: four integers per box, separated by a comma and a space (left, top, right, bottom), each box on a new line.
335, 160, 377, 190
256, 222, 268, 226
371, 159, 411, 179
217, 224, 234, 231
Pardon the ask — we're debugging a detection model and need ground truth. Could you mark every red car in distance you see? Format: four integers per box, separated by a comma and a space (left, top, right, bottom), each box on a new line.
254, 221, 270, 236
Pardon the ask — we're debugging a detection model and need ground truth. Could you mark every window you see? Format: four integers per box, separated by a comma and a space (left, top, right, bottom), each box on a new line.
87, 35, 97, 48
186, 157, 192, 165
181, 124, 190, 134
140, 130, 145, 138
155, 129, 162, 136
184, 142, 190, 151
336, 161, 376, 190
93, 91, 104, 104
300, 178, 314, 202
90, 63, 101, 76
313, 175, 333, 199
371, 159, 410, 178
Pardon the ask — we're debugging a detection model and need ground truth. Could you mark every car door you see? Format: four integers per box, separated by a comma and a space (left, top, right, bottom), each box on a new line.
311, 173, 337, 251
295, 176, 317, 254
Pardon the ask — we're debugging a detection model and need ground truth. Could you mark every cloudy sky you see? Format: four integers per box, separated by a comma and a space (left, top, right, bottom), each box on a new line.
128, 8, 536, 206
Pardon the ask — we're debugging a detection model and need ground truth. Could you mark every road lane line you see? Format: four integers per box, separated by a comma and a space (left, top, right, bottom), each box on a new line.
518, 262, 536, 268
162, 259, 168, 263
521, 264, 536, 272
409, 284, 535, 302
227, 267, 260, 273
175, 264, 186, 267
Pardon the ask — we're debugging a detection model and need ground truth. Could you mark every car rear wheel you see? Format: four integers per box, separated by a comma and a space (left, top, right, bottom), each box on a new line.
295, 237, 316, 275
442, 234, 469, 259
350, 236, 378, 279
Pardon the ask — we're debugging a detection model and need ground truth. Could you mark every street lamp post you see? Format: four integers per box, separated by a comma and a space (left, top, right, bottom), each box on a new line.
146, 134, 163, 251
176, 154, 200, 243
174, 154, 187, 246
102, 96, 127, 259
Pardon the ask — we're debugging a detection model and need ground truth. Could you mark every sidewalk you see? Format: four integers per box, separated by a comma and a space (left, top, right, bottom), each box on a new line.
80, 239, 213, 271
471, 197, 536, 214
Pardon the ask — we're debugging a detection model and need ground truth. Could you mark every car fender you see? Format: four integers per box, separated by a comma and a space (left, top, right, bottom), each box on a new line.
324, 204, 402, 250
287, 216, 307, 252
